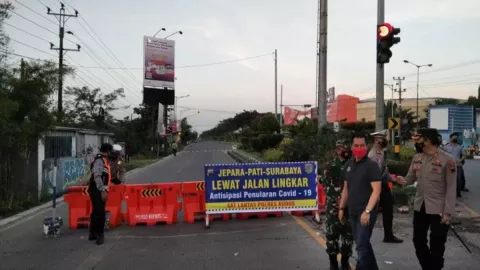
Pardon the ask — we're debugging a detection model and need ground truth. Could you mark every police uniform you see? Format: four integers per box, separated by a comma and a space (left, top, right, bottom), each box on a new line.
368, 132, 402, 243
88, 148, 112, 245
404, 129, 457, 270
322, 141, 353, 269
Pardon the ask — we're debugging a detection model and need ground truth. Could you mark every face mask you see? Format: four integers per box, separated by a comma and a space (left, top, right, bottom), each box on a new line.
341, 150, 351, 159
377, 139, 388, 148
452, 138, 458, 143
414, 142, 424, 153
352, 147, 367, 159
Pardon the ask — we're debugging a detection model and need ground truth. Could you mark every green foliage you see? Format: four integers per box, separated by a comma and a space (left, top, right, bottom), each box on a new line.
179, 118, 197, 144
201, 110, 260, 139
251, 134, 284, 152
340, 121, 376, 133
263, 148, 284, 162
399, 146, 416, 161
251, 112, 280, 133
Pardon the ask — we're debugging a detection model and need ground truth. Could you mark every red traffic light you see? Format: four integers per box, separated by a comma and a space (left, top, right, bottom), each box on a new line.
378, 23, 393, 39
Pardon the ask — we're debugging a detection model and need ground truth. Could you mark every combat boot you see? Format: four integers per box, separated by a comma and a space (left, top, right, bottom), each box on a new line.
329, 255, 339, 270
340, 256, 351, 270
95, 234, 105, 245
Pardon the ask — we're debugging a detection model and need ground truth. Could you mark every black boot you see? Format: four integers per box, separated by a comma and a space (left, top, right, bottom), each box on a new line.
88, 232, 97, 241
329, 255, 339, 270
95, 234, 104, 245
383, 234, 403, 243
340, 256, 350, 270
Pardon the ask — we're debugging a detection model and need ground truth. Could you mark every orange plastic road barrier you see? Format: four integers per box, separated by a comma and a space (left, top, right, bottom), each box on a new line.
182, 181, 230, 223
64, 186, 91, 229
290, 183, 326, 217
64, 185, 126, 229
125, 183, 181, 226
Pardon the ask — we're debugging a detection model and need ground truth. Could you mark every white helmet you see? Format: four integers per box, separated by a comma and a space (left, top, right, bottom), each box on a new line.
112, 144, 122, 152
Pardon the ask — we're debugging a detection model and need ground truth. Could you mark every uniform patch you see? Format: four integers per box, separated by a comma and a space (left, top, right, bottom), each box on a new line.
447, 160, 456, 173
430, 166, 441, 173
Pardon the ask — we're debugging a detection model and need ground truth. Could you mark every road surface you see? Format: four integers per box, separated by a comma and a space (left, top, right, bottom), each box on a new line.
0, 141, 330, 270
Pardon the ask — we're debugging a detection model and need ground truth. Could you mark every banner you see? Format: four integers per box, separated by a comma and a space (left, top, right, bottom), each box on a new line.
204, 162, 318, 214
143, 36, 175, 88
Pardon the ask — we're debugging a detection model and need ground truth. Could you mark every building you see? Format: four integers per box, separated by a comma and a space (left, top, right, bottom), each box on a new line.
357, 97, 437, 122
38, 127, 115, 199
284, 95, 439, 125
429, 105, 476, 148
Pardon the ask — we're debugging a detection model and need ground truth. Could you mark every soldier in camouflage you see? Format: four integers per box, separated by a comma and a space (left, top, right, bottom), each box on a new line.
322, 140, 354, 270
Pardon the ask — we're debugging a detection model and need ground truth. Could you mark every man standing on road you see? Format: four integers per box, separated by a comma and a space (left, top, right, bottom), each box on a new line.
322, 140, 354, 270
443, 132, 467, 197
368, 130, 403, 244
88, 143, 112, 245
396, 128, 456, 270
339, 132, 382, 270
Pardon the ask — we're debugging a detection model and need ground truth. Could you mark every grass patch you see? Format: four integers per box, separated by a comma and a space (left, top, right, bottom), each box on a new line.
125, 158, 158, 171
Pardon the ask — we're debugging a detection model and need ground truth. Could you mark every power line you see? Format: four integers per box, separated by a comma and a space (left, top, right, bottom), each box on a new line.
68, 52, 275, 70
13, 0, 57, 25
4, 22, 50, 43
9, 38, 57, 58
176, 106, 240, 114
62, 0, 141, 85
9, 10, 57, 36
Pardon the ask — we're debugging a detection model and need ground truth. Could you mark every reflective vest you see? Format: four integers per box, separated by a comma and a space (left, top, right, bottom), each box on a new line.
89, 154, 111, 187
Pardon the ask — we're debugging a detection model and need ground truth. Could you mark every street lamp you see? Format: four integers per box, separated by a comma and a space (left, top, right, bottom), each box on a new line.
153, 28, 166, 37
165, 31, 183, 39
174, 94, 190, 122
403, 60, 433, 124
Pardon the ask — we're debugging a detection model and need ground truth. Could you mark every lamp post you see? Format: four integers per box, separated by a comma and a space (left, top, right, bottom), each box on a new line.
153, 28, 166, 37
165, 31, 183, 39
403, 60, 433, 124
174, 94, 190, 123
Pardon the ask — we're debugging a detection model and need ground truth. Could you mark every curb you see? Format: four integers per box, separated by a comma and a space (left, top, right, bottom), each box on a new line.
0, 156, 171, 229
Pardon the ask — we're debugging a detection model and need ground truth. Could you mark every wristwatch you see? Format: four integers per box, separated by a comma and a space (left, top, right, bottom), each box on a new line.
365, 209, 371, 214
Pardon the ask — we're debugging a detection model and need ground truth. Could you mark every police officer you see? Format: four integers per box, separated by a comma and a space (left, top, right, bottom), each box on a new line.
322, 140, 353, 270
109, 144, 126, 185
443, 132, 468, 197
368, 130, 402, 243
88, 143, 113, 245
396, 128, 456, 270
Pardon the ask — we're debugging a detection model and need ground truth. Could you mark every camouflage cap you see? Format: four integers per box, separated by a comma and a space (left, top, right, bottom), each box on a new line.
335, 140, 350, 149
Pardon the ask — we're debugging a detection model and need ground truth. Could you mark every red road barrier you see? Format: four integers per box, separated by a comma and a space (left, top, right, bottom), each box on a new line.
64, 186, 91, 229
125, 183, 181, 226
290, 183, 326, 217
64, 185, 126, 229
182, 181, 230, 223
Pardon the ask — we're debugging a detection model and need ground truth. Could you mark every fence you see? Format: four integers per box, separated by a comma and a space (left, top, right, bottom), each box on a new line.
41, 154, 94, 198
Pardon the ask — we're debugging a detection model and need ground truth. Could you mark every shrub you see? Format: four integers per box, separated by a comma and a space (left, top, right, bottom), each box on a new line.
399, 146, 416, 161
263, 148, 284, 162
387, 160, 410, 176
251, 134, 284, 152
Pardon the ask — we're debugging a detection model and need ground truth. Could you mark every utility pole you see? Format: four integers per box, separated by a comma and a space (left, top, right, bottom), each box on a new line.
393, 76, 405, 156
317, 0, 328, 128
375, 0, 385, 132
280, 84, 284, 124
48, 4, 80, 122
274, 49, 278, 124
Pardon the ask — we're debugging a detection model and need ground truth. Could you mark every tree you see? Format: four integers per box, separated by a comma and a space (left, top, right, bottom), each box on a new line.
200, 110, 260, 139
63, 86, 128, 130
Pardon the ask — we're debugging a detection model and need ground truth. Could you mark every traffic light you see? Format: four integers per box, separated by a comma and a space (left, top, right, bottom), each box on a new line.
377, 23, 400, 64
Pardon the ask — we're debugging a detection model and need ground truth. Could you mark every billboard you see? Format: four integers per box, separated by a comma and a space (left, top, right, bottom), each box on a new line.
143, 36, 175, 88
283, 107, 312, 125
204, 162, 318, 214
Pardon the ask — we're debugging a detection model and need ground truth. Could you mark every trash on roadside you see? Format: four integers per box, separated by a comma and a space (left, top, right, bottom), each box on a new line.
397, 206, 409, 213
384, 261, 393, 264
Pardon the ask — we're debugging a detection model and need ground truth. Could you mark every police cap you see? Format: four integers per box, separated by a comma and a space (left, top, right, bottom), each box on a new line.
412, 128, 441, 146
100, 143, 113, 153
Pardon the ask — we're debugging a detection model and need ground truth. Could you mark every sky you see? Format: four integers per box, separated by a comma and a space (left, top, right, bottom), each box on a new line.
3, 0, 480, 133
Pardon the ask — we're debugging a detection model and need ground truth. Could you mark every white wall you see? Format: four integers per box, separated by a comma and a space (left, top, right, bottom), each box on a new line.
429, 108, 449, 130
37, 139, 45, 199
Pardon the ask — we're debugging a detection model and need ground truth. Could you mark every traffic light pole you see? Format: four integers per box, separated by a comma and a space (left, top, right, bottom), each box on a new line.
375, 0, 385, 132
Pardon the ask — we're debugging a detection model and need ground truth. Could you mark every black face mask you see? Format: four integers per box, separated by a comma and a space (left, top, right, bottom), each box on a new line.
414, 142, 424, 153
378, 139, 388, 148
452, 138, 458, 143
341, 150, 351, 159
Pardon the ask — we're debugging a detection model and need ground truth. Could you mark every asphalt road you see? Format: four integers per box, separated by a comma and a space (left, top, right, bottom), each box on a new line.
0, 141, 330, 270
457, 159, 480, 213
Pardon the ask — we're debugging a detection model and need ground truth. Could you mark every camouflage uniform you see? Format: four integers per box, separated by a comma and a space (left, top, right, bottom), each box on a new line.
322, 157, 354, 259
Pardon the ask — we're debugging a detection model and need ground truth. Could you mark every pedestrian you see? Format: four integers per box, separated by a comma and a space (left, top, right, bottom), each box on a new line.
339, 132, 382, 270
368, 130, 403, 243
88, 143, 113, 245
322, 140, 354, 270
443, 132, 468, 197
396, 128, 456, 270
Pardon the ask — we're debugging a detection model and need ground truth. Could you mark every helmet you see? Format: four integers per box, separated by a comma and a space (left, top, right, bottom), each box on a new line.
112, 144, 122, 152
335, 140, 350, 150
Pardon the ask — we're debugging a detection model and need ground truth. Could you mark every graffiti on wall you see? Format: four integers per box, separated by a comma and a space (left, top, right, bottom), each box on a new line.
41, 155, 93, 197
